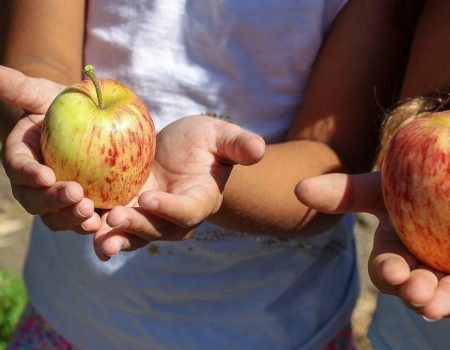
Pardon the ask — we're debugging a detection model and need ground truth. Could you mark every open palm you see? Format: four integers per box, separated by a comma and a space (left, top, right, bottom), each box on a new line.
95, 115, 265, 260
296, 172, 450, 321
0, 66, 266, 260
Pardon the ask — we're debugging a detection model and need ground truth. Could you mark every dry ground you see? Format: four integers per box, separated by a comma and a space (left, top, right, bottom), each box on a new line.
0, 163, 378, 349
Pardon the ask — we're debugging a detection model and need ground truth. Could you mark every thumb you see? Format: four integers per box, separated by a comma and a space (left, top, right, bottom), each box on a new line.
0, 65, 64, 114
295, 171, 384, 216
215, 123, 265, 166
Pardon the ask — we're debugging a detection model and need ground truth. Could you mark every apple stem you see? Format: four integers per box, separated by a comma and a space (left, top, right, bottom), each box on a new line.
83, 64, 105, 109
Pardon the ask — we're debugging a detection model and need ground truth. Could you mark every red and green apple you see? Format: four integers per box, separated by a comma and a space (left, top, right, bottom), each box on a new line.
381, 111, 450, 273
40, 65, 156, 209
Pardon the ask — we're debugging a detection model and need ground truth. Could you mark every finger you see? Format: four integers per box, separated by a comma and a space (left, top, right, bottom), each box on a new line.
105, 206, 161, 240
93, 210, 154, 260
4, 153, 55, 187
0, 65, 63, 113
107, 206, 195, 240
3, 117, 56, 187
295, 172, 384, 216
369, 251, 412, 295
213, 121, 265, 166
77, 214, 103, 234
398, 266, 439, 308
96, 206, 193, 258
11, 181, 84, 215
421, 276, 450, 321
40, 198, 98, 232
369, 224, 419, 294
94, 231, 149, 261
138, 188, 214, 228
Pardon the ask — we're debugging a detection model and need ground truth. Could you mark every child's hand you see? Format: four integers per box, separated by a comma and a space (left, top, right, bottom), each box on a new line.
0, 66, 265, 260
92, 115, 265, 260
0, 66, 102, 233
295, 172, 450, 321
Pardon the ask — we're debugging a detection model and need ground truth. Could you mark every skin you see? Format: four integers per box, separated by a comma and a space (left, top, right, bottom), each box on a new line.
296, 0, 450, 321
1, 1, 410, 258
0, 66, 265, 261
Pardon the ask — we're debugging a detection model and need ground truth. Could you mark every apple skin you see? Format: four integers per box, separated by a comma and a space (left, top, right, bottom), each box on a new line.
41, 78, 155, 209
381, 111, 450, 273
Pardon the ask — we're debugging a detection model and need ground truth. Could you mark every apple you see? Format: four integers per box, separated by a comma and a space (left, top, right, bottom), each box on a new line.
40, 64, 156, 209
381, 111, 450, 273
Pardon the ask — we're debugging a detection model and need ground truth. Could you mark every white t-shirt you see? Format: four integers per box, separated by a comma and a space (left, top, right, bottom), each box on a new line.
25, 1, 357, 349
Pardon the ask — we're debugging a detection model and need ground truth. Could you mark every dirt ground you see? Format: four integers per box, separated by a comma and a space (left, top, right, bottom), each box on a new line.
0, 164, 33, 276
0, 163, 378, 349
352, 213, 378, 350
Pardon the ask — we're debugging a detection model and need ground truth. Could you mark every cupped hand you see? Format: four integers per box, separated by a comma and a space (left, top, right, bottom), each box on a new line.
295, 171, 450, 321
93, 115, 265, 260
0, 67, 265, 259
0, 66, 101, 233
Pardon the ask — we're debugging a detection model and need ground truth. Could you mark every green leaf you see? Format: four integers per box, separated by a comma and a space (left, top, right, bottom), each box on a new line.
0, 268, 27, 349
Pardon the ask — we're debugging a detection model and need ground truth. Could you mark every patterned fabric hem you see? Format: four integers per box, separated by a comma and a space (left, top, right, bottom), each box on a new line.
7, 302, 354, 350
7, 303, 79, 350
323, 324, 355, 350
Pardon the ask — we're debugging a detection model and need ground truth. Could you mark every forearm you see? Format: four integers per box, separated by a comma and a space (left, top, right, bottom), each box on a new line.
209, 140, 344, 236
0, 1, 85, 142
3, 1, 85, 83
209, 0, 418, 237
399, 0, 450, 98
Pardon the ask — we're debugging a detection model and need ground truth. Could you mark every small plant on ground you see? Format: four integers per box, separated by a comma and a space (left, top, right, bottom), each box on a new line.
0, 268, 27, 350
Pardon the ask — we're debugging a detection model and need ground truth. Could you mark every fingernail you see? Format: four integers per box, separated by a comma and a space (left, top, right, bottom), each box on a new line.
120, 240, 131, 251
58, 187, 78, 204
80, 221, 93, 232
411, 303, 424, 308
74, 206, 89, 219
96, 251, 110, 262
80, 215, 98, 232
107, 250, 119, 257
423, 316, 441, 323
143, 199, 159, 210
114, 220, 130, 231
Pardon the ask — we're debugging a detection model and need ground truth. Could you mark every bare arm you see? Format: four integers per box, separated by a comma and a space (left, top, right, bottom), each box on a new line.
4, 0, 85, 82
399, 0, 450, 98
1, 0, 85, 142
210, 0, 413, 236
295, 0, 450, 321
0, 1, 103, 237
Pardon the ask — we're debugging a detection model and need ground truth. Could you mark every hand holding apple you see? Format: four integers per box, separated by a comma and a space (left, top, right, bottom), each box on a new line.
0, 65, 266, 260
0, 65, 101, 232
381, 111, 450, 273
296, 171, 450, 321
90, 115, 266, 260
41, 65, 156, 209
